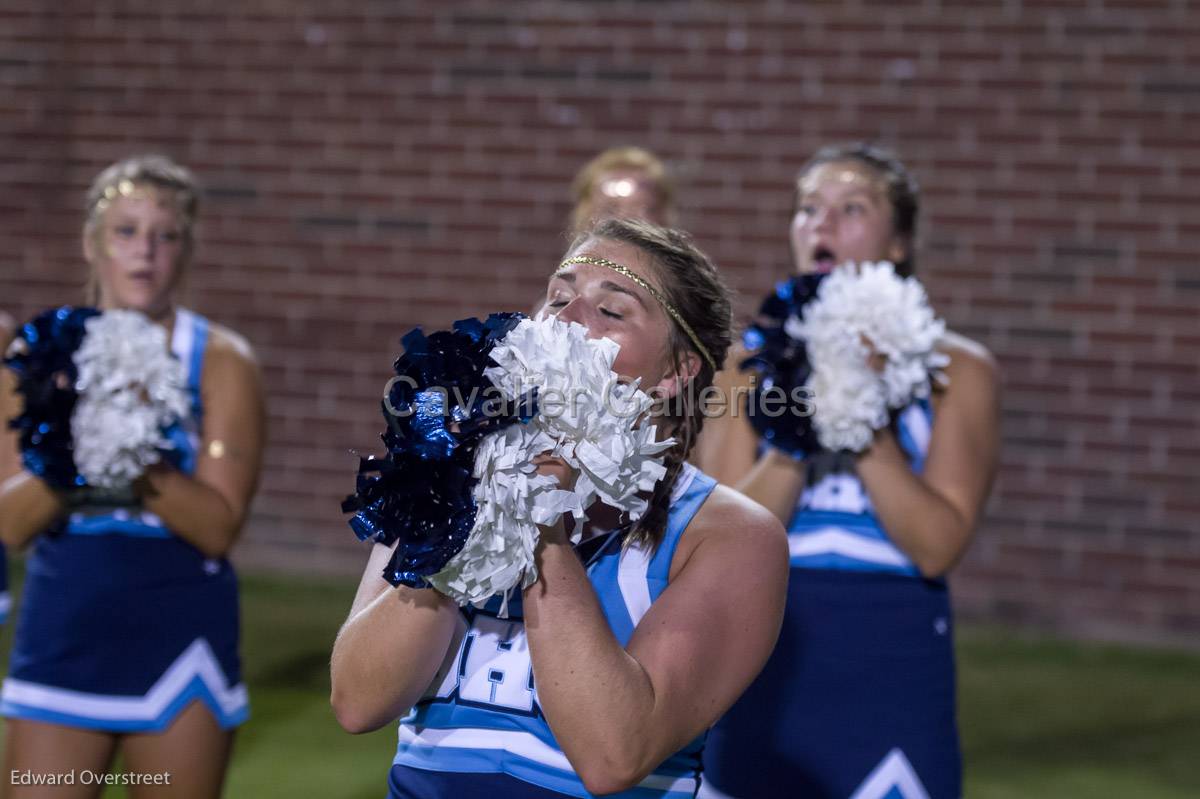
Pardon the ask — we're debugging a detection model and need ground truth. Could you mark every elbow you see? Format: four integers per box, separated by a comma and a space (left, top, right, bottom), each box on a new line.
329, 688, 393, 735
0, 518, 28, 551
329, 656, 419, 735
197, 541, 234, 560
912, 534, 971, 579
196, 522, 241, 559
576, 761, 646, 797
915, 556, 953, 580
571, 742, 657, 796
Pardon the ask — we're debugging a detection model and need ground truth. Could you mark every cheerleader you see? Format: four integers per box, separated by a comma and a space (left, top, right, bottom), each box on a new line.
0, 311, 12, 626
0, 155, 265, 797
697, 144, 1001, 799
330, 219, 789, 799
568, 147, 676, 235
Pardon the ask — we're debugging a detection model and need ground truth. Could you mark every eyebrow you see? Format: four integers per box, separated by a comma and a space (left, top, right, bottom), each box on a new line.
799, 186, 882, 203
550, 272, 649, 310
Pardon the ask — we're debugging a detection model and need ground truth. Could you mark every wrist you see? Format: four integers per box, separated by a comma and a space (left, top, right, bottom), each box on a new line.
764, 446, 806, 472
63, 484, 141, 508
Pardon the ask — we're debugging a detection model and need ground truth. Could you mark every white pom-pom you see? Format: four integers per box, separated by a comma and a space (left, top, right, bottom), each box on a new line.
798, 262, 948, 452
71, 310, 189, 489
427, 316, 674, 605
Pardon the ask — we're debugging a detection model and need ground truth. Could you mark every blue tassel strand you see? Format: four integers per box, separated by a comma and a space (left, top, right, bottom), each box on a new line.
342, 312, 537, 588
740, 275, 825, 460
3, 306, 101, 488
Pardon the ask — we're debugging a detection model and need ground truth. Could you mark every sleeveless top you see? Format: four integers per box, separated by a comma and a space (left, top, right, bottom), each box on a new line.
63, 307, 208, 537
787, 398, 933, 577
392, 463, 718, 798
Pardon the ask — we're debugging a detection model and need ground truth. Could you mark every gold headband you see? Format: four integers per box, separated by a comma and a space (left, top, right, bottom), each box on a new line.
555, 255, 717, 371
91, 178, 191, 222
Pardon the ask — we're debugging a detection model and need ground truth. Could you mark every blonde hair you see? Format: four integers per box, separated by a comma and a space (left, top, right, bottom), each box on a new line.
569, 147, 675, 235
83, 154, 201, 304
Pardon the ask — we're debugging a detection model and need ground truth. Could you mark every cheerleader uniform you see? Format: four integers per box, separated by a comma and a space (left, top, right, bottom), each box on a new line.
387, 463, 716, 799
0, 308, 248, 732
702, 398, 961, 799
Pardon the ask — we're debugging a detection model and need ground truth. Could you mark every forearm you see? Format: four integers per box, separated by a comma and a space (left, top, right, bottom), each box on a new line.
136, 465, 242, 558
0, 471, 66, 549
694, 415, 757, 485
734, 447, 806, 526
857, 436, 972, 577
330, 583, 460, 734
522, 535, 662, 793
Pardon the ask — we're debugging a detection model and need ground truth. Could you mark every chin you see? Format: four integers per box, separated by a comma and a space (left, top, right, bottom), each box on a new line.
115, 292, 169, 317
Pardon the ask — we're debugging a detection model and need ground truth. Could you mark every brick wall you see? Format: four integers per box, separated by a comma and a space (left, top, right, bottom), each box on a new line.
2, 1, 1196, 645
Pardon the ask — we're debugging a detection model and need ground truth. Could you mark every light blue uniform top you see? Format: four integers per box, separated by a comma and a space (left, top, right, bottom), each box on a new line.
787, 398, 934, 577
392, 464, 717, 798
63, 307, 208, 538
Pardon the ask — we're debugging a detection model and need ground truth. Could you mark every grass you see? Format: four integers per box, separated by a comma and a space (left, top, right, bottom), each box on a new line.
956, 626, 1200, 798
2, 569, 1199, 797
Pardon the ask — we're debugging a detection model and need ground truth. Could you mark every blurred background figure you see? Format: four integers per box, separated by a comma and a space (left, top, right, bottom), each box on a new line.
0, 155, 265, 798
0, 312, 11, 627
533, 146, 679, 315
697, 143, 1000, 799
568, 146, 676, 236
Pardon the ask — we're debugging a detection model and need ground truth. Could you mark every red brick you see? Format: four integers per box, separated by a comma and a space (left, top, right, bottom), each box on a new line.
1, 2, 1195, 645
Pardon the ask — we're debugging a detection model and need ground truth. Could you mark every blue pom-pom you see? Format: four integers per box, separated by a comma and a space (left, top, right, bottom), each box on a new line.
740, 276, 825, 460
3, 306, 101, 488
342, 312, 537, 589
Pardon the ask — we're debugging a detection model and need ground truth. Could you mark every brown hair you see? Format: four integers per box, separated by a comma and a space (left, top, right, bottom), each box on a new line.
797, 143, 920, 276
567, 218, 732, 550
83, 154, 201, 304
569, 147, 676, 235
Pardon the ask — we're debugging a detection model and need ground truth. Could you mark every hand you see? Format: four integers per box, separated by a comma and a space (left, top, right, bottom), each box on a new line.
860, 333, 886, 373
856, 423, 903, 466
63, 483, 140, 508
532, 451, 578, 491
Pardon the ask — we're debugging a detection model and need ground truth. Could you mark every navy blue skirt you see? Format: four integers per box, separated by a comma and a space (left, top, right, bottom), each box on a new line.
1, 531, 247, 732
701, 569, 961, 799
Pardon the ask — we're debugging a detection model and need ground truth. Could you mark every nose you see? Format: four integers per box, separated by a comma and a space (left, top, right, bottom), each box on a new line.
140, 231, 157, 260
553, 297, 596, 330
812, 205, 836, 233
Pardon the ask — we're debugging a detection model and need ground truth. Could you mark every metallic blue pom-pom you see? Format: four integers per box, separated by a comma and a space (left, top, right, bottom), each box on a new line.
342, 312, 538, 589
3, 306, 101, 488
740, 275, 826, 460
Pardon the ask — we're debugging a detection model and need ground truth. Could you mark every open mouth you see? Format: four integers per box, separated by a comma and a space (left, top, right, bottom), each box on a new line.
811, 245, 838, 273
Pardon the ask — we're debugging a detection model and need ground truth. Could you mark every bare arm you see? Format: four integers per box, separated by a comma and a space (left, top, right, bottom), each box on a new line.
522, 486, 789, 795
732, 448, 807, 526
694, 348, 809, 523
330, 541, 463, 734
855, 338, 1001, 577
691, 347, 758, 484
0, 324, 22, 487
0, 364, 68, 548
136, 328, 266, 558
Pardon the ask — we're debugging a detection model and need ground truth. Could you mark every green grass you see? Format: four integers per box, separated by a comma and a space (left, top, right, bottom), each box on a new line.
223, 574, 396, 799
956, 627, 1200, 798
3, 569, 1199, 797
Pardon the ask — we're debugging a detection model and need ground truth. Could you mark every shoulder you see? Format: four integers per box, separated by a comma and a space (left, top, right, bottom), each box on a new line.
937, 330, 999, 393
200, 320, 263, 393
673, 482, 788, 576
204, 320, 258, 366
